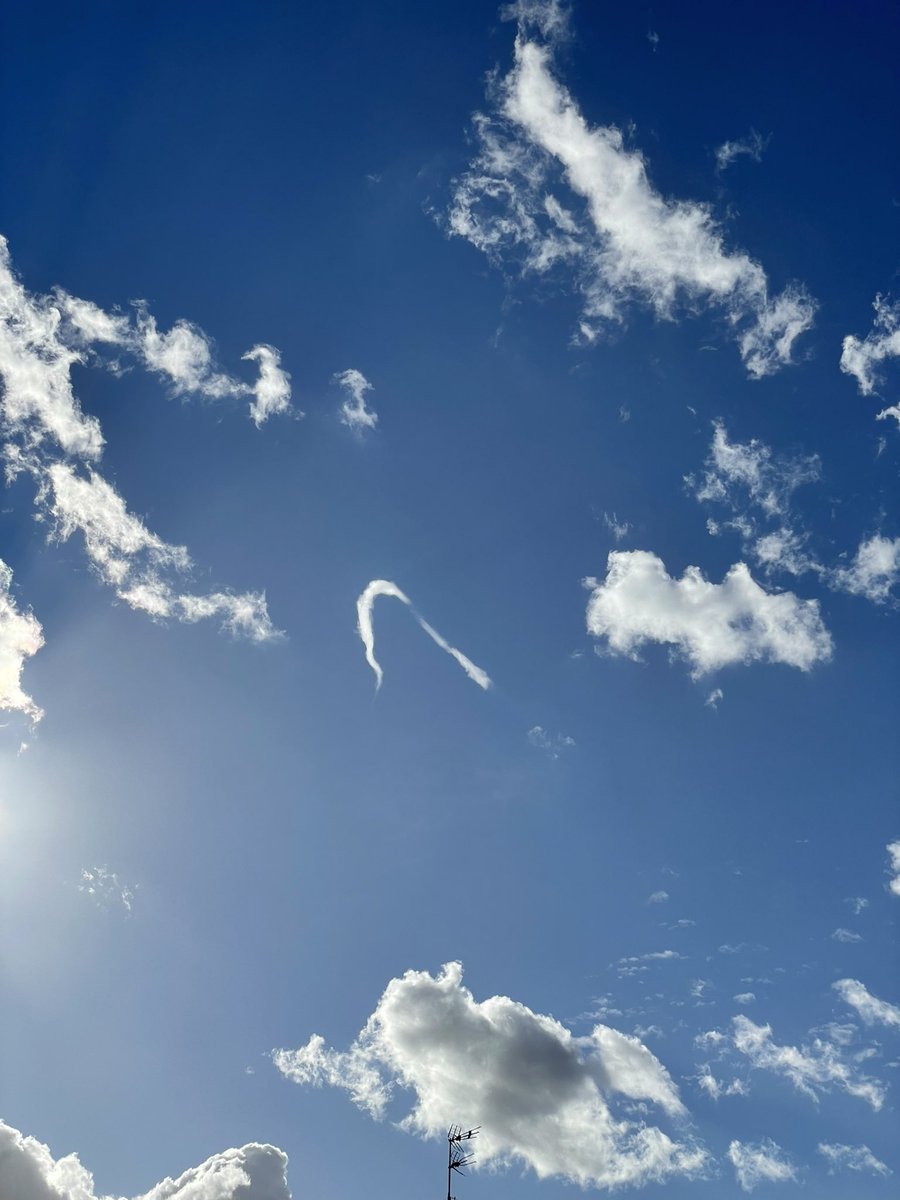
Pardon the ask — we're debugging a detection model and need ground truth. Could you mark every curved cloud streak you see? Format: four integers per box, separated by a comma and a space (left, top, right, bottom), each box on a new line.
356, 580, 491, 692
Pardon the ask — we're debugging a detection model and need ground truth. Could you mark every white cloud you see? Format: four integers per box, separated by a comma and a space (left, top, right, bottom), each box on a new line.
243, 345, 294, 427
817, 1142, 891, 1177
727, 1139, 797, 1192
840, 294, 900, 398
888, 841, 900, 897
601, 512, 630, 542
715, 130, 768, 174
647, 890, 669, 904
0, 559, 44, 725
356, 580, 491, 692
704, 687, 723, 709
274, 961, 708, 1191
733, 993, 756, 1005
688, 422, 821, 576
447, 19, 814, 373
585, 550, 832, 678
831, 928, 862, 944
0, 1119, 291, 1200
0, 237, 105, 459
845, 896, 869, 915
336, 368, 378, 432
35, 463, 280, 642
830, 535, 900, 603
527, 725, 575, 757
731, 1014, 885, 1109
694, 1066, 747, 1101
77, 865, 135, 914
0, 235, 284, 663
833, 978, 900, 1029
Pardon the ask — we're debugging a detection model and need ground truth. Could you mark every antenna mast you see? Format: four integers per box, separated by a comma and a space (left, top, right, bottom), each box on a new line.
446, 1126, 480, 1200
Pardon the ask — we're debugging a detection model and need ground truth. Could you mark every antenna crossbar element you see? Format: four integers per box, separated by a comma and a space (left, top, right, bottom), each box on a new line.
446, 1126, 479, 1200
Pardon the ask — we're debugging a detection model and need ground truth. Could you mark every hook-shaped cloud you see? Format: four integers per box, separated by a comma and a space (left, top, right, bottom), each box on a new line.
356, 580, 492, 692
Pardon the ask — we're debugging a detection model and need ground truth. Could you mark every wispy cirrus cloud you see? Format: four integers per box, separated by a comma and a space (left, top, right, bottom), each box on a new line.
0, 1118, 291, 1200
77, 865, 135, 915
274, 961, 708, 1192
727, 1139, 797, 1192
356, 580, 491, 691
818, 1142, 891, 1177
714, 130, 768, 174
584, 550, 832, 679
730, 1013, 885, 1109
0, 235, 283, 654
0, 559, 43, 725
447, 5, 814, 373
833, 978, 900, 1029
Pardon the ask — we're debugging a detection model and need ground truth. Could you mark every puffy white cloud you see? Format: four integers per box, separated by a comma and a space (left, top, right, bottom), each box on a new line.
0, 559, 44, 725
727, 1139, 797, 1192
731, 1014, 885, 1109
243, 345, 294, 427
274, 962, 708, 1192
77, 865, 135, 914
585, 551, 832, 678
888, 841, 900, 897
830, 535, 900, 603
0, 1119, 291, 1200
447, 18, 814, 373
840, 295, 900, 399
817, 1142, 891, 1177
715, 130, 768, 174
356, 580, 491, 692
833, 978, 900, 1029
335, 369, 378, 432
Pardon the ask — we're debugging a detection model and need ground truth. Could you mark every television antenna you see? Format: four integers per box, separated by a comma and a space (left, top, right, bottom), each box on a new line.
447, 1126, 480, 1200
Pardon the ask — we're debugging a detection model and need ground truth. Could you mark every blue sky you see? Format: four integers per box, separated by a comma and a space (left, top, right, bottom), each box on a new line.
1, 1, 898, 1197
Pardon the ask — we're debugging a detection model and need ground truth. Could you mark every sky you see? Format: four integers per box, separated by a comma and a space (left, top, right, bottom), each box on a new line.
0, 1, 898, 1197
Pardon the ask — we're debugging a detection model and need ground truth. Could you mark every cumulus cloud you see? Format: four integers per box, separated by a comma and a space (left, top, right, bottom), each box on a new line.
0, 1119, 291, 1200
731, 1014, 885, 1109
830, 535, 900, 603
727, 1139, 797, 1192
336, 369, 378, 432
817, 1142, 891, 1177
715, 130, 768, 174
0, 559, 44, 725
584, 550, 832, 678
840, 295, 900, 402
274, 962, 708, 1192
356, 580, 491, 692
888, 840, 900, 897
447, 13, 814, 373
0, 235, 282, 652
77, 865, 135, 914
833, 978, 900, 1029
